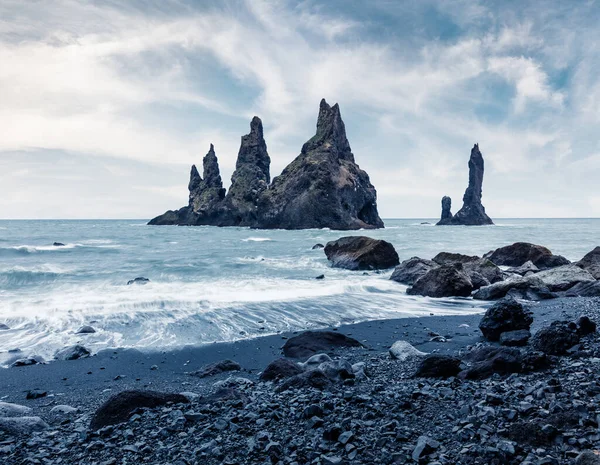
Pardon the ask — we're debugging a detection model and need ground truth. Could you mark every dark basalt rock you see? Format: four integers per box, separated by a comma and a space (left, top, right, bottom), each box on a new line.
275, 370, 332, 392
149, 100, 384, 230
282, 331, 363, 359
390, 257, 438, 285
534, 264, 595, 292
499, 329, 531, 347
473, 276, 555, 301
54, 345, 91, 361
260, 358, 304, 381
90, 390, 189, 430
532, 321, 580, 355
479, 297, 533, 341
53, 242, 65, 247
576, 316, 597, 336
188, 359, 241, 378
437, 144, 493, 226
11, 357, 43, 368
26, 390, 47, 400
431, 252, 479, 265
576, 246, 600, 279
459, 347, 522, 380
312, 243, 324, 250
76, 325, 96, 334
432, 252, 503, 285
484, 242, 566, 269
506, 260, 539, 276
565, 281, 600, 297
414, 354, 462, 378
406, 263, 473, 298
324, 236, 399, 270
127, 277, 149, 285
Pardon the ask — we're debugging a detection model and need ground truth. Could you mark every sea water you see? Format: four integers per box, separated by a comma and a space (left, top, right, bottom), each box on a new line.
0, 218, 598, 363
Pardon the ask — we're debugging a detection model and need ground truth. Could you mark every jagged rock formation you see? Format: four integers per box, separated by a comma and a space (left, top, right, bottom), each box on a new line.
148, 100, 383, 230
437, 144, 493, 226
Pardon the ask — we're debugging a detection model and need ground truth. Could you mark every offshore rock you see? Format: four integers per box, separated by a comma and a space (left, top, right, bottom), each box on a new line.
149, 100, 384, 230
437, 144, 493, 225
324, 236, 399, 270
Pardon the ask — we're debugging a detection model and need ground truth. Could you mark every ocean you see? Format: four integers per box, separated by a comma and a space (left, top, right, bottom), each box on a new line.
0, 218, 598, 364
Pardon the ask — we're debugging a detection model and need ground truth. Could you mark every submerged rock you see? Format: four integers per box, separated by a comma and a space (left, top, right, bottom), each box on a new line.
390, 257, 438, 285
127, 277, 150, 285
479, 297, 533, 341
324, 236, 399, 270
437, 144, 493, 226
53, 242, 65, 247
54, 344, 91, 361
149, 99, 384, 230
90, 390, 189, 430
407, 264, 473, 298
76, 325, 96, 334
282, 331, 363, 359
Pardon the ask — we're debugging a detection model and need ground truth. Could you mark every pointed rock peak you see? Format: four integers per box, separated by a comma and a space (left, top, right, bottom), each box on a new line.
302, 98, 352, 159
250, 116, 263, 138
188, 164, 201, 192
208, 143, 215, 153
203, 144, 223, 189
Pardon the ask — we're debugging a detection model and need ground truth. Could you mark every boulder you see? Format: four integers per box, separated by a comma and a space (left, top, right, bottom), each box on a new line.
275, 370, 332, 392
432, 252, 503, 285
565, 281, 600, 297
534, 264, 595, 292
389, 341, 427, 361
407, 264, 473, 298
576, 246, 600, 279
260, 359, 304, 381
53, 242, 65, 247
459, 347, 522, 380
282, 331, 363, 359
188, 360, 241, 378
535, 254, 570, 270
76, 325, 96, 334
577, 316, 597, 336
50, 405, 78, 415
26, 390, 47, 400
484, 242, 563, 268
436, 144, 493, 225
11, 357, 43, 368
532, 321, 580, 355
127, 277, 150, 285
0, 417, 49, 435
506, 260, 538, 276
0, 402, 32, 416
478, 297, 533, 341
473, 276, 555, 301
54, 344, 91, 361
468, 271, 490, 290
499, 329, 531, 347
389, 257, 438, 285
90, 390, 189, 430
414, 355, 462, 378
431, 252, 479, 265
324, 236, 399, 270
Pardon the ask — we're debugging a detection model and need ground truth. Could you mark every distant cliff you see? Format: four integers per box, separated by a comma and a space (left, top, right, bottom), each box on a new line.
437, 144, 494, 226
149, 99, 384, 230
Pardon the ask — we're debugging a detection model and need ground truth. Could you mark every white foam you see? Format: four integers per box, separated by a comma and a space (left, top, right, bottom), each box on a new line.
242, 237, 273, 242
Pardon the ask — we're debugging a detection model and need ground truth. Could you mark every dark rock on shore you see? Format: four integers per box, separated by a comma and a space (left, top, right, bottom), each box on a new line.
11, 357, 43, 368
479, 297, 533, 341
460, 346, 523, 379
282, 331, 363, 359
415, 354, 462, 378
566, 281, 600, 297
275, 370, 332, 392
484, 242, 567, 269
26, 390, 47, 400
127, 277, 150, 285
577, 315, 597, 335
506, 260, 538, 275
534, 264, 595, 291
259, 358, 304, 381
437, 144, 493, 226
188, 360, 241, 378
324, 236, 399, 270
576, 246, 600, 279
390, 257, 438, 285
407, 263, 473, 298
532, 321, 581, 355
149, 99, 384, 230
90, 390, 189, 430
473, 275, 555, 301
499, 329, 531, 346
54, 344, 91, 361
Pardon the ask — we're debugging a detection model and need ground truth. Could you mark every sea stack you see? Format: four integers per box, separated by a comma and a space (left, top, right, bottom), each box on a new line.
148, 99, 384, 230
437, 144, 493, 226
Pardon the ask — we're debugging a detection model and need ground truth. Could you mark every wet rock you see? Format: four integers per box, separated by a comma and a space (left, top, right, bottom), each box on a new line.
0, 402, 32, 416
90, 390, 189, 430
415, 355, 462, 378
127, 277, 150, 285
0, 323, 8, 330
576, 246, 600, 279
485, 242, 564, 268
0, 417, 49, 435
436, 144, 493, 225
26, 390, 47, 400
431, 252, 480, 265
276, 370, 332, 392
389, 341, 427, 361
324, 236, 399, 270
53, 242, 65, 247
188, 360, 241, 378
473, 275, 555, 301
479, 297, 533, 341
315, 274, 325, 280
259, 359, 304, 381
282, 331, 363, 359
76, 325, 96, 334
468, 271, 490, 290
390, 257, 438, 285
532, 321, 580, 355
499, 329, 531, 347
54, 344, 91, 361
407, 263, 473, 298
534, 264, 595, 291
312, 243, 324, 249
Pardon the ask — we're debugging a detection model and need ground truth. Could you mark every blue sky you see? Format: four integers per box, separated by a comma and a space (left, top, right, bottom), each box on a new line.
1, 0, 599, 219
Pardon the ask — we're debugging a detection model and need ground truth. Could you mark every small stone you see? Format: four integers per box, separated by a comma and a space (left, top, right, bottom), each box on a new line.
26, 390, 47, 400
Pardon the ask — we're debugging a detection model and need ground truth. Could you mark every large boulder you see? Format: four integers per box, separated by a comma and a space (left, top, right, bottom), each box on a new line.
576, 246, 600, 279
532, 321, 580, 355
534, 264, 595, 292
479, 297, 533, 341
324, 236, 399, 270
499, 330, 531, 347
407, 264, 473, 298
390, 257, 438, 285
473, 276, 555, 301
459, 347, 522, 380
415, 355, 462, 378
484, 242, 567, 269
436, 144, 493, 226
260, 359, 304, 381
90, 390, 189, 430
566, 281, 600, 297
432, 252, 503, 285
431, 252, 479, 265
282, 331, 363, 359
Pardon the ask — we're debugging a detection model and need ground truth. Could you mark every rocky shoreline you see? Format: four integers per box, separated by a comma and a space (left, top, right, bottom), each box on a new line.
2, 297, 600, 465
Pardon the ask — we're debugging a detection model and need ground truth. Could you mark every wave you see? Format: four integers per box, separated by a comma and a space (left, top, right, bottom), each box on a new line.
0, 265, 73, 286
242, 237, 273, 242
0, 243, 121, 257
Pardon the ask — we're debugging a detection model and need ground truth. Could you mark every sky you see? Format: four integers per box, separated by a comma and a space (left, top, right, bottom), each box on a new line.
1, 0, 599, 219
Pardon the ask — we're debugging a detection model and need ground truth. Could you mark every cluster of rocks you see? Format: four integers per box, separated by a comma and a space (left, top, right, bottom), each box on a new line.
4, 304, 600, 465
149, 99, 383, 230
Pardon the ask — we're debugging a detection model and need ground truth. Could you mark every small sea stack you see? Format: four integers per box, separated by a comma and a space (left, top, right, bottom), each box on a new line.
437, 144, 493, 226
